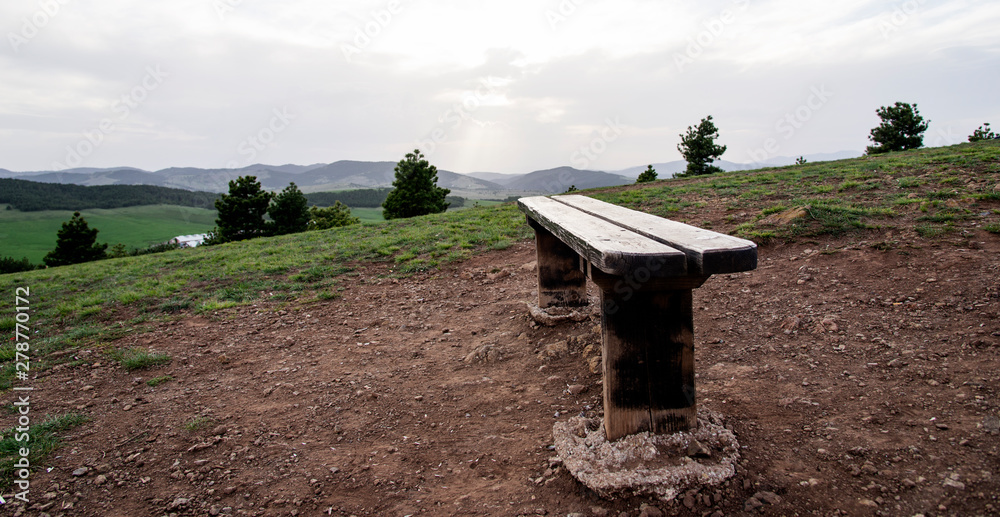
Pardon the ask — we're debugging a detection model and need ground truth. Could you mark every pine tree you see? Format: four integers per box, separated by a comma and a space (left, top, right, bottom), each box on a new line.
382, 150, 450, 219
677, 116, 726, 176
636, 165, 658, 183
268, 182, 310, 235
968, 123, 998, 142
308, 201, 360, 230
43, 212, 108, 267
213, 176, 273, 242
866, 102, 929, 154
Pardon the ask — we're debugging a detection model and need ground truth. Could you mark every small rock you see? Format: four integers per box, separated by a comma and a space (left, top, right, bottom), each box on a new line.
169, 497, 191, 510
683, 494, 696, 509
639, 503, 663, 517
539, 341, 569, 359
72, 467, 89, 477
567, 384, 586, 395
686, 439, 711, 458
858, 499, 878, 507
211, 425, 227, 436
943, 478, 966, 490
780, 315, 802, 333
744, 497, 763, 511
465, 344, 502, 364
93, 474, 107, 485
567, 513, 585, 517
590, 507, 609, 517
755, 491, 781, 505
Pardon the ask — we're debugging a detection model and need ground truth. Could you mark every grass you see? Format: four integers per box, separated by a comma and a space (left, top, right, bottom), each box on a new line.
0, 205, 217, 264
146, 375, 173, 386
0, 413, 89, 490
108, 347, 172, 371
184, 416, 214, 432
592, 140, 1000, 243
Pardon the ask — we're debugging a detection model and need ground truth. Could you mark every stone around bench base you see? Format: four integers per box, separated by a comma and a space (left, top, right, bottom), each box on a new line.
552, 409, 739, 502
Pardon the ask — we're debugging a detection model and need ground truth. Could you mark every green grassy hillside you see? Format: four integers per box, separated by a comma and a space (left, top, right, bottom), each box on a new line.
0, 141, 998, 393
592, 140, 1000, 242
0, 205, 218, 263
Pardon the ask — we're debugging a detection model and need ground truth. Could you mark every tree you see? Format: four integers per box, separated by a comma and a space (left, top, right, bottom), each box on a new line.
636, 165, 658, 183
43, 212, 108, 267
795, 156, 807, 165
0, 256, 36, 274
969, 123, 998, 142
564, 185, 578, 193
213, 176, 273, 242
268, 182, 310, 236
865, 102, 929, 155
382, 149, 450, 219
308, 201, 361, 230
677, 116, 726, 177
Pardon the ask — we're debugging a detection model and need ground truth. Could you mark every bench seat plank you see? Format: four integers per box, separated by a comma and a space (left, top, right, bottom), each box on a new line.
551, 195, 757, 275
518, 196, 687, 277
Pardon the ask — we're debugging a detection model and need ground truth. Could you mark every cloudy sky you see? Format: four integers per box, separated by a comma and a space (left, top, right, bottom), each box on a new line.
2, 0, 998, 174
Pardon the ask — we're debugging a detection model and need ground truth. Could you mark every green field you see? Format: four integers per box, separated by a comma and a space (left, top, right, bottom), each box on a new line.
349, 207, 384, 223
0, 205, 217, 263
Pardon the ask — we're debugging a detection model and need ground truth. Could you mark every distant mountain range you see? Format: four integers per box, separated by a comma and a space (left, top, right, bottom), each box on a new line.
0, 151, 861, 196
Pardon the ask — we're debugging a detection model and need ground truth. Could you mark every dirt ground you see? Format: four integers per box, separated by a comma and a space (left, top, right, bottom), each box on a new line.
13, 228, 1000, 516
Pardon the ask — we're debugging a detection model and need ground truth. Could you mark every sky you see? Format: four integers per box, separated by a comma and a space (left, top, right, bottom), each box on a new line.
1, 0, 998, 174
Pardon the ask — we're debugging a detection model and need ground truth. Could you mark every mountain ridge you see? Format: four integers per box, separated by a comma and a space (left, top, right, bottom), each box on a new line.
0, 151, 862, 195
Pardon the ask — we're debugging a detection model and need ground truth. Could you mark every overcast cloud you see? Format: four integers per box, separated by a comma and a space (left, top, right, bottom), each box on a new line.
1, 0, 998, 173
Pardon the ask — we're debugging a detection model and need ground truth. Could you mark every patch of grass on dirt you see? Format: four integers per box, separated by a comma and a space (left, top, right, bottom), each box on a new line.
0, 413, 89, 490
109, 347, 172, 371
184, 416, 214, 432
146, 375, 173, 387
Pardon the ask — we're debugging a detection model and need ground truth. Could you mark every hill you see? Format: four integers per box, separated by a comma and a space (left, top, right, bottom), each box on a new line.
0, 205, 218, 262
0, 178, 219, 212
501, 166, 632, 192
0, 142, 998, 515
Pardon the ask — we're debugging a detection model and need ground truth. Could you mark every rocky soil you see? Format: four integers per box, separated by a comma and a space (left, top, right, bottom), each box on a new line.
11, 230, 1000, 516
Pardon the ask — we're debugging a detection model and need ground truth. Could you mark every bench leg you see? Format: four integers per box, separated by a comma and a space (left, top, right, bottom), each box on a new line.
597, 284, 697, 441
529, 221, 587, 308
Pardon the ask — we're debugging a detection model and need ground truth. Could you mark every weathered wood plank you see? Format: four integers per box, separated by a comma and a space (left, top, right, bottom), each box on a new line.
518, 196, 687, 277
552, 195, 757, 275
597, 284, 697, 441
529, 220, 588, 307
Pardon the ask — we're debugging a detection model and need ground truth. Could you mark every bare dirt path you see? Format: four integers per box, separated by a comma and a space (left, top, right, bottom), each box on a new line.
19, 232, 1000, 516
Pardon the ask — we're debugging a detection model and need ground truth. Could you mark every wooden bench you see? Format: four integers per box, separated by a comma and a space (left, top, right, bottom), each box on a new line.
518, 195, 757, 441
